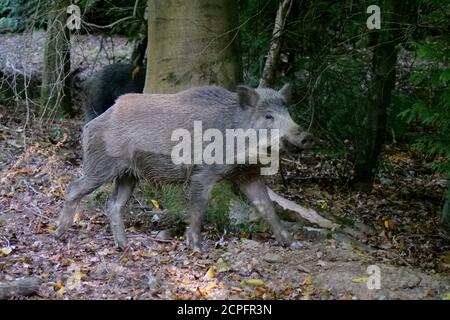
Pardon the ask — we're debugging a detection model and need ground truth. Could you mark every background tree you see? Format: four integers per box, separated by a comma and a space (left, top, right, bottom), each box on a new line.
259, 0, 292, 88
40, 0, 72, 118
145, 0, 242, 93
353, 0, 402, 191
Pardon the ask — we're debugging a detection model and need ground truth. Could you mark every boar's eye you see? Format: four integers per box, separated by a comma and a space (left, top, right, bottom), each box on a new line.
265, 113, 274, 120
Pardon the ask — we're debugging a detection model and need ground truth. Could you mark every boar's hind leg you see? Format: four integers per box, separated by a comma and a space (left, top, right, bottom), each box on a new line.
107, 174, 136, 249
55, 176, 102, 239
239, 178, 294, 247
186, 173, 219, 252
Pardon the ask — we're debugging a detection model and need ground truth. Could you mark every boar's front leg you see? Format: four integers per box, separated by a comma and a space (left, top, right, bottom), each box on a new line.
239, 177, 294, 247
107, 174, 137, 249
56, 176, 102, 239
186, 172, 219, 252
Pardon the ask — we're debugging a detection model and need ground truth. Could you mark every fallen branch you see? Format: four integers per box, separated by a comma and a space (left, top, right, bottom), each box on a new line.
268, 188, 374, 240
0, 277, 41, 300
267, 187, 340, 230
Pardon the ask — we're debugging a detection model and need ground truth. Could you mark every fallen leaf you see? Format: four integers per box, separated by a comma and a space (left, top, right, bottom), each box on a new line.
340, 293, 353, 300
205, 278, 218, 291
384, 219, 395, 230
241, 279, 266, 287
56, 285, 65, 297
283, 287, 293, 296
216, 260, 230, 273
303, 275, 313, 286
74, 212, 81, 224
150, 199, 160, 210
54, 281, 64, 289
0, 247, 12, 256
66, 269, 84, 290
203, 267, 216, 280
263, 253, 284, 263
351, 277, 368, 283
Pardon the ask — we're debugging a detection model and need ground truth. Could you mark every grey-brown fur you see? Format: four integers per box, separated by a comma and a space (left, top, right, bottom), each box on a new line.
56, 84, 313, 251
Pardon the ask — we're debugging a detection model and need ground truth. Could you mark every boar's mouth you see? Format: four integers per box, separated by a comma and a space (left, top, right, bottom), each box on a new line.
280, 139, 303, 154
280, 134, 314, 154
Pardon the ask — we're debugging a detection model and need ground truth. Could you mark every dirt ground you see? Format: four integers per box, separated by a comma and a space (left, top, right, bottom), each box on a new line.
1, 32, 450, 300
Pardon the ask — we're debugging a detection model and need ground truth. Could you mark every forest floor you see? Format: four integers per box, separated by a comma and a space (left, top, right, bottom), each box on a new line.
1, 32, 450, 300
1, 109, 450, 300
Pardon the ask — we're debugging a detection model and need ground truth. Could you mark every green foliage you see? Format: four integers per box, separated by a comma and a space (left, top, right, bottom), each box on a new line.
0, 0, 147, 41
239, 0, 279, 87
0, 0, 41, 32
398, 40, 450, 176
77, 0, 147, 40
388, 93, 414, 142
289, 53, 369, 147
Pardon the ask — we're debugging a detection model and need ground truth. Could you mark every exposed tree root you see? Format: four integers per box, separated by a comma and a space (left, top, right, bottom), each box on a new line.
267, 187, 373, 240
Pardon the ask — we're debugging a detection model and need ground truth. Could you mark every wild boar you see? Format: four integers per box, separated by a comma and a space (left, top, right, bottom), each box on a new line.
82, 63, 146, 121
56, 84, 313, 251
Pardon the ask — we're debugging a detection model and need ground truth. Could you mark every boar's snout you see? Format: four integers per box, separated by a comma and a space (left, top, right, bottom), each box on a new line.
282, 128, 314, 153
297, 131, 314, 149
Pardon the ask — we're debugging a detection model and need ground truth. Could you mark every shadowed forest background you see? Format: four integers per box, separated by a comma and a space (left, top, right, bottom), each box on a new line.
0, 0, 449, 300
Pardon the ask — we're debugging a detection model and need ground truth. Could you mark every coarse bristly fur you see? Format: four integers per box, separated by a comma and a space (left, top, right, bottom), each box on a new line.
55, 84, 313, 251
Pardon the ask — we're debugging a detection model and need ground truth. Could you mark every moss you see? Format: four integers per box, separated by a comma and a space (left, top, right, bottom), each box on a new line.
85, 184, 112, 209
205, 181, 239, 232
140, 181, 187, 215
140, 180, 265, 234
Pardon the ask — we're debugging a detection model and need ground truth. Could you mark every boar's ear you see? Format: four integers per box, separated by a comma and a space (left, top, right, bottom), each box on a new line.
237, 85, 259, 108
279, 83, 292, 104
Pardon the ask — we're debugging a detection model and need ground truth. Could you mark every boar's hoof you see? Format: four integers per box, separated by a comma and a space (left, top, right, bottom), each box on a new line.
275, 229, 294, 247
289, 241, 304, 250
54, 226, 67, 240
113, 237, 128, 250
186, 228, 202, 253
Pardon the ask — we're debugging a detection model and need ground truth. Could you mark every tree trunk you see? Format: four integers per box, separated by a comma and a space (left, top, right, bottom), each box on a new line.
353, 0, 399, 192
131, 36, 148, 68
145, 0, 242, 94
259, 0, 292, 88
40, 0, 73, 118
442, 180, 450, 231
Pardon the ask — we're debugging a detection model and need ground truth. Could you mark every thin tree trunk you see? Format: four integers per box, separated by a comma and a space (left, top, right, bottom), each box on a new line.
442, 180, 450, 230
354, 0, 399, 191
259, 0, 292, 88
40, 0, 73, 118
145, 0, 242, 94
131, 35, 148, 68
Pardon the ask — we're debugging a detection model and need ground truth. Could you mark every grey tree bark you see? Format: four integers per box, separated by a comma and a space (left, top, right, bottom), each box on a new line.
145, 0, 242, 94
40, 0, 73, 117
442, 180, 450, 230
259, 0, 292, 88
